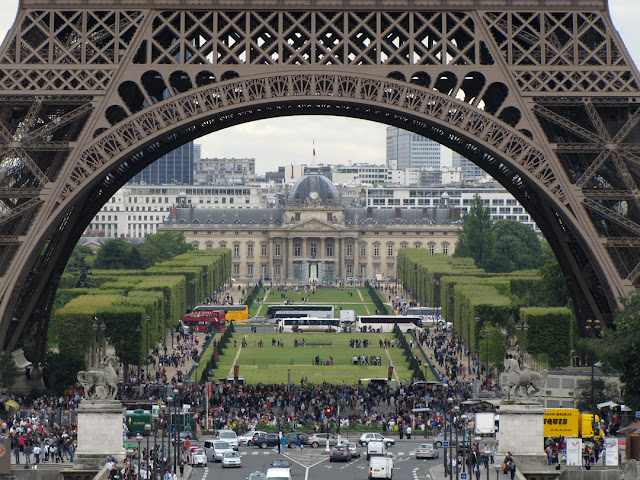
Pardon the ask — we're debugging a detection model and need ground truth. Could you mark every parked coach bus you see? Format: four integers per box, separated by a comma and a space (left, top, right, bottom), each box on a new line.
181, 311, 225, 332
356, 315, 423, 333
266, 304, 335, 319
277, 317, 341, 333
192, 304, 249, 322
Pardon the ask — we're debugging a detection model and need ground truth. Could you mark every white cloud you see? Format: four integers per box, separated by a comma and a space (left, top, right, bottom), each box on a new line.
0, 0, 638, 174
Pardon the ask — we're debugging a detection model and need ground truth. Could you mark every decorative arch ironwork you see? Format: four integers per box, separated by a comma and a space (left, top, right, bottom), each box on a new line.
1, 0, 640, 358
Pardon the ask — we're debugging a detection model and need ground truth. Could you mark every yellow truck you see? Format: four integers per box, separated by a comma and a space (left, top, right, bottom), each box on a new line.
543, 409, 603, 439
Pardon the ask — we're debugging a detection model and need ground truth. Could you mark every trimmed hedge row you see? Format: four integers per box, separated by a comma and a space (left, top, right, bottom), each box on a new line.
365, 281, 389, 315
393, 325, 425, 380
200, 322, 235, 383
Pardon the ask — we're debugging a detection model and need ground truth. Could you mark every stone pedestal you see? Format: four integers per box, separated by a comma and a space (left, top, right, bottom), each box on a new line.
74, 400, 125, 471
497, 402, 546, 459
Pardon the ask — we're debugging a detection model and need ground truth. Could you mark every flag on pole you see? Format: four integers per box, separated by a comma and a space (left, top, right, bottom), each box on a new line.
313, 140, 316, 158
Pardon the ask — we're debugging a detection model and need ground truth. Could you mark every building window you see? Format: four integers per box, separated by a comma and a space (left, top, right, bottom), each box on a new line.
294, 243, 301, 256
429, 244, 435, 255
275, 265, 281, 276
326, 243, 333, 257
294, 212, 300, 221
192, 243, 199, 250
206, 243, 213, 249
374, 245, 380, 257
360, 244, 366, 256
443, 244, 449, 255
247, 244, 254, 256
248, 264, 254, 275
346, 265, 353, 276
233, 244, 240, 256
388, 245, 393, 256
261, 244, 267, 256
327, 213, 333, 222
233, 264, 240, 275
346, 244, 353, 256
275, 244, 281, 256
310, 243, 317, 258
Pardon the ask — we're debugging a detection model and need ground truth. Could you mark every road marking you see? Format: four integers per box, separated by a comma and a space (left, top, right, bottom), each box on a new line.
413, 467, 420, 480
251, 452, 258, 455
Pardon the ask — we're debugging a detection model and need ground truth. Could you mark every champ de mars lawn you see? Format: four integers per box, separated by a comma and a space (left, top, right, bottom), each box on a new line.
248, 286, 378, 317
199, 332, 436, 385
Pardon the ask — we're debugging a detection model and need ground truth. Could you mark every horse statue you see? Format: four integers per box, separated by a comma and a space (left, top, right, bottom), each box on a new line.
77, 356, 120, 400
503, 357, 548, 399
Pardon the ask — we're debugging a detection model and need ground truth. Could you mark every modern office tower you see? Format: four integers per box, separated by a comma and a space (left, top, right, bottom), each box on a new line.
194, 157, 256, 185
451, 151, 488, 182
131, 141, 195, 185
386, 127, 441, 170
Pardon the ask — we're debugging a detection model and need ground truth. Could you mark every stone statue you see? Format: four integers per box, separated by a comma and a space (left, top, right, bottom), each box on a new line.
77, 356, 120, 400
503, 357, 548, 399
623, 459, 638, 480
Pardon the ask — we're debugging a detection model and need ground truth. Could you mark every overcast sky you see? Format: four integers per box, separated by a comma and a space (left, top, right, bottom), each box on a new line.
1, 1, 639, 174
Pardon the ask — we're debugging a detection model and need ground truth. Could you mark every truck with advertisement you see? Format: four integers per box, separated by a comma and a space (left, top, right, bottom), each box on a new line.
125, 409, 152, 437
543, 409, 603, 439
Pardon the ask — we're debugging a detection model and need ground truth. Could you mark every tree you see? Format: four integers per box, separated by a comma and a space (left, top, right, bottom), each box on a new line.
138, 231, 192, 268
537, 256, 570, 307
94, 238, 145, 270
43, 350, 86, 395
602, 293, 640, 410
65, 245, 95, 275
478, 325, 509, 375
573, 378, 621, 412
454, 194, 496, 268
484, 220, 544, 273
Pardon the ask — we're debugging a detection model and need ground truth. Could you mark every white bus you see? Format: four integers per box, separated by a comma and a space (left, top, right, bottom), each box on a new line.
277, 317, 341, 333
405, 307, 443, 326
356, 315, 423, 333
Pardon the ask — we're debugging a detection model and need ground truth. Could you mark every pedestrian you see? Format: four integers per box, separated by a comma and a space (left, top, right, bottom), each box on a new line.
179, 459, 184, 476
296, 437, 302, 453
406, 425, 412, 439
33, 444, 41, 464
280, 434, 286, 454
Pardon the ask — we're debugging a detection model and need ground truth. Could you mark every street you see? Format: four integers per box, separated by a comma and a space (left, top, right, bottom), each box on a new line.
191, 438, 440, 480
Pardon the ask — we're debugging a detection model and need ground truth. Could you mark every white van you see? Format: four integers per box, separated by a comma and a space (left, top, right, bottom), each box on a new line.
366, 441, 385, 460
215, 429, 239, 450
266, 467, 292, 480
369, 456, 393, 479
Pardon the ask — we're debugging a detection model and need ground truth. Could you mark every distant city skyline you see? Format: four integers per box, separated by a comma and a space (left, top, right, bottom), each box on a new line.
0, 1, 639, 175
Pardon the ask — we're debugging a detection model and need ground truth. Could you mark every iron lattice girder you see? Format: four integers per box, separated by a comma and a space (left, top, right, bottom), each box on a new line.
0, 0, 638, 350
584, 198, 640, 237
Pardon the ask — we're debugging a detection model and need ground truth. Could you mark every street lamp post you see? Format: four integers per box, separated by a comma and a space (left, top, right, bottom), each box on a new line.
447, 396, 454, 479
152, 412, 159, 476
145, 315, 150, 366
484, 327, 490, 383
460, 414, 468, 474
453, 405, 460, 480
585, 319, 601, 413
164, 400, 171, 469
136, 434, 143, 479
136, 325, 142, 380
173, 387, 179, 475
145, 423, 151, 478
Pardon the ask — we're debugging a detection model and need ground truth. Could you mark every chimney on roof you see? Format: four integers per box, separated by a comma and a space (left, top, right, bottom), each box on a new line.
171, 206, 177, 221
395, 207, 402, 218
366, 207, 373, 218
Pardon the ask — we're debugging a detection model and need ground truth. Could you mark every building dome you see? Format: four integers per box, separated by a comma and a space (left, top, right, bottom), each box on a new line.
287, 170, 340, 206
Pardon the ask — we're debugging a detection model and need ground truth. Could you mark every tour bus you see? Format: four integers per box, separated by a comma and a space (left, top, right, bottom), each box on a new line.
192, 304, 249, 322
266, 304, 335, 319
277, 317, 341, 333
181, 311, 225, 332
356, 315, 423, 333
405, 307, 443, 326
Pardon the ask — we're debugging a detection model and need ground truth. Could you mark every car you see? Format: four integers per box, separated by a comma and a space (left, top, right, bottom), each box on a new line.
215, 429, 239, 450
359, 433, 395, 447
271, 459, 291, 475
251, 433, 280, 449
265, 467, 292, 480
433, 432, 464, 449
248, 316, 267, 324
222, 450, 242, 468
211, 440, 234, 462
340, 441, 361, 458
239, 430, 268, 445
284, 432, 309, 448
416, 443, 439, 459
192, 448, 207, 466
247, 473, 267, 480
329, 445, 351, 462
307, 433, 339, 448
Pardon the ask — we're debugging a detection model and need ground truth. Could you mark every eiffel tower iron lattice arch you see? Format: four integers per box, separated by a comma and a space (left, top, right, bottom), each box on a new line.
1, 0, 640, 357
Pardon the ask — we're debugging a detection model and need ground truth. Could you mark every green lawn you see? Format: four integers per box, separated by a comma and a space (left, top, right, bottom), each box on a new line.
207, 332, 416, 384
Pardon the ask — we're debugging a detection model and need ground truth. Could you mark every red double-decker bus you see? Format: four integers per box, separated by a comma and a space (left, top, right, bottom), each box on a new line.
181, 310, 225, 332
